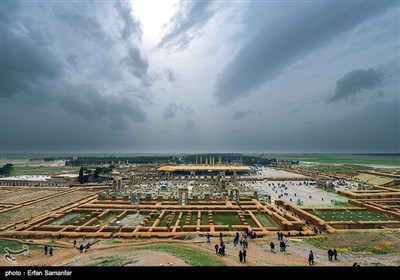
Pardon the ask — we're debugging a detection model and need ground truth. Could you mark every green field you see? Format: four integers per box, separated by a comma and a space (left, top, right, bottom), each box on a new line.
305, 232, 400, 254
244, 216, 258, 228
0, 191, 94, 227
92, 257, 127, 266
301, 164, 365, 174
0, 239, 41, 252
212, 213, 242, 227
180, 213, 195, 227
171, 212, 180, 227
309, 209, 394, 222
11, 166, 79, 176
142, 244, 226, 266
145, 215, 157, 227
201, 213, 209, 225
298, 158, 399, 165
254, 213, 278, 227
158, 212, 175, 227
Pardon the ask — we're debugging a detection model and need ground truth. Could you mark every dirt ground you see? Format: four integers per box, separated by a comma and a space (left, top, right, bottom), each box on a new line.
2, 232, 399, 267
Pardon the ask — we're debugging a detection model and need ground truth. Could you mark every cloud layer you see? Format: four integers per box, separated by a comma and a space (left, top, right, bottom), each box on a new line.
327, 68, 385, 103
214, 1, 397, 105
1, 1, 398, 153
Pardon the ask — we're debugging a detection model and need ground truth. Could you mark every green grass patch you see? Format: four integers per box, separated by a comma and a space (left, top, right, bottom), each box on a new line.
212, 213, 242, 229
11, 166, 79, 176
145, 215, 157, 227
305, 233, 399, 255
158, 212, 174, 227
0, 239, 41, 251
244, 216, 258, 228
297, 158, 399, 166
309, 209, 394, 222
171, 212, 180, 226
0, 191, 93, 227
179, 213, 195, 227
142, 244, 226, 266
306, 201, 352, 209
254, 213, 278, 227
201, 213, 209, 225
92, 256, 127, 266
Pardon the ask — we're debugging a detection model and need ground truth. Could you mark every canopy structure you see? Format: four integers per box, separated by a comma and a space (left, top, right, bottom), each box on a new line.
157, 165, 252, 172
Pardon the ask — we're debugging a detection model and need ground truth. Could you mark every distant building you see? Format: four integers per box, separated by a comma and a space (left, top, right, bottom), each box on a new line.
0, 174, 79, 187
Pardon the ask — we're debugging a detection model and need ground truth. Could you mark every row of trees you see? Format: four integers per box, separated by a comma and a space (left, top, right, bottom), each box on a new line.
0, 163, 13, 176
66, 156, 175, 166
78, 166, 113, 184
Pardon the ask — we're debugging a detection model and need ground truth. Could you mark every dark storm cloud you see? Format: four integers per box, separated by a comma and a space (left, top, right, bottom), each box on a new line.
1, 1, 147, 132
158, 0, 215, 51
163, 103, 178, 120
56, 84, 146, 129
214, 1, 398, 105
0, 26, 63, 97
120, 46, 150, 83
297, 101, 399, 152
223, 101, 399, 153
114, 0, 142, 41
54, 4, 114, 48
233, 109, 254, 120
326, 68, 385, 103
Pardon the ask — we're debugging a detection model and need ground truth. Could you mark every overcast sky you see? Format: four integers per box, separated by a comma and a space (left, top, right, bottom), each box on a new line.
1, 0, 399, 153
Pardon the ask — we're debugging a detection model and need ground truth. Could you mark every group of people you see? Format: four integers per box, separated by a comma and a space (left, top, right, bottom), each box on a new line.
44, 245, 54, 257
308, 248, 338, 265
276, 231, 286, 240
279, 240, 287, 253
327, 248, 338, 261
312, 227, 322, 235
215, 241, 226, 256
73, 239, 91, 253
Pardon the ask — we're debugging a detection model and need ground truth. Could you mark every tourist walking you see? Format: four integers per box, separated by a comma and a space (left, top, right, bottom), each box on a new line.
79, 244, 84, 253
219, 232, 223, 241
214, 244, 219, 254
333, 248, 337, 260
270, 241, 275, 252
44, 245, 48, 255
308, 250, 314, 265
206, 233, 211, 243
73, 240, 77, 247
239, 250, 243, 262
49, 246, 53, 257
243, 249, 247, 262
328, 249, 333, 261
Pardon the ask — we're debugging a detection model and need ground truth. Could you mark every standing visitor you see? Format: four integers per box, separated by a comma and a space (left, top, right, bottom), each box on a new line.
333, 248, 337, 260
308, 250, 314, 265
